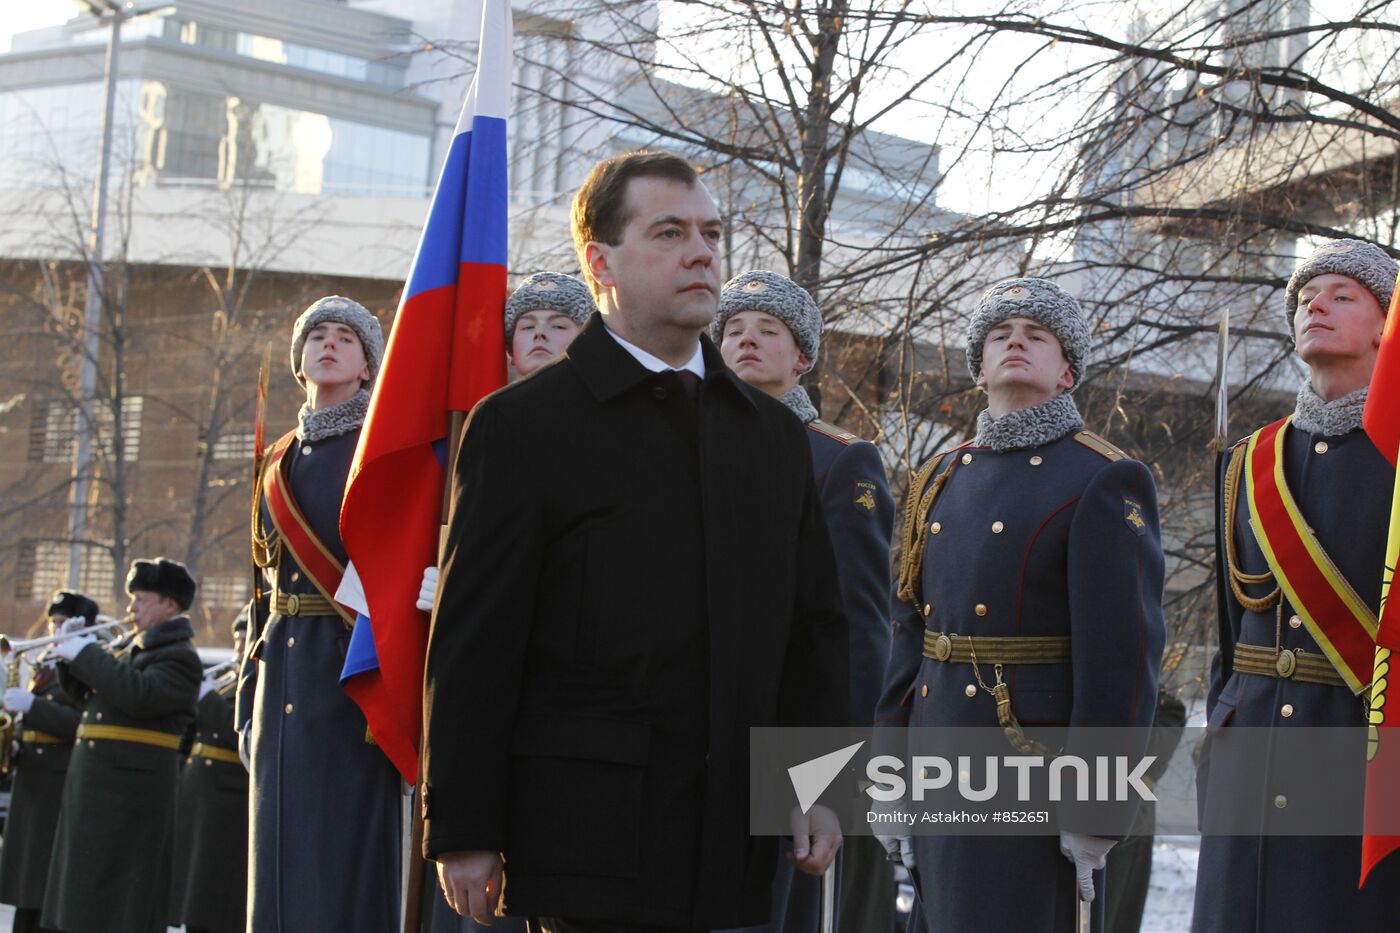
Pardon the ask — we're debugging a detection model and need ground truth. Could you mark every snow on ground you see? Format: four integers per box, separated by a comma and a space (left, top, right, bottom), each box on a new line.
1142, 836, 1199, 933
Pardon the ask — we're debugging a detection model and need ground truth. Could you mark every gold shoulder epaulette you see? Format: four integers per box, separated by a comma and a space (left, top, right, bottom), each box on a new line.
895, 447, 964, 604
807, 419, 862, 445
1072, 430, 1127, 462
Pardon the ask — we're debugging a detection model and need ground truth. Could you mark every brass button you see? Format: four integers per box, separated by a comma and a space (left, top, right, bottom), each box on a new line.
930, 522, 942, 535
1029, 456, 1043, 466
88, 740, 95, 748
1288, 615, 1302, 629
1313, 441, 1328, 455
964, 684, 977, 697
95, 712, 103, 721
1276, 649, 1297, 678
35, 748, 43, 756
284, 703, 294, 715
1281, 704, 1294, 718
961, 453, 973, 465
923, 604, 932, 617
290, 571, 300, 583
920, 685, 929, 698
302, 446, 313, 455
933, 634, 953, 661
204, 759, 213, 767
212, 732, 219, 740
975, 604, 988, 617
1274, 794, 1288, 809
991, 521, 1004, 534
287, 636, 296, 648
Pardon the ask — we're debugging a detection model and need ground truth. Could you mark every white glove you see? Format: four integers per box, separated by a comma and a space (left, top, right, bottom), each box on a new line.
869, 796, 916, 868
52, 634, 96, 662
416, 566, 439, 612
1059, 831, 1115, 902
198, 678, 216, 700
3, 687, 34, 713
58, 617, 86, 636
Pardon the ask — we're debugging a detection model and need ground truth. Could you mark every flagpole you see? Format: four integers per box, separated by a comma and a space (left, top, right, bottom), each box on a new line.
404, 409, 469, 933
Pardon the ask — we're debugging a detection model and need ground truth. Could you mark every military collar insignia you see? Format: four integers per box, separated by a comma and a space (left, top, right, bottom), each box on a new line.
972, 393, 1084, 452
1292, 382, 1368, 437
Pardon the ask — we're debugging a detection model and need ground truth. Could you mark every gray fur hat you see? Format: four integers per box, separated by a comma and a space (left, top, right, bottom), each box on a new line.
504, 272, 595, 338
1284, 239, 1396, 332
290, 295, 384, 388
965, 277, 1091, 391
712, 270, 822, 365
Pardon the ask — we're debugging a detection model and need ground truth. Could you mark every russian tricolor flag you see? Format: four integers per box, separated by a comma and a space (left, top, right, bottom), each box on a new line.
336, 0, 514, 784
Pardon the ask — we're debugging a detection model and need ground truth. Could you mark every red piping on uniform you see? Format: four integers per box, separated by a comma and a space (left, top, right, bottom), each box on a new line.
1012, 497, 1081, 693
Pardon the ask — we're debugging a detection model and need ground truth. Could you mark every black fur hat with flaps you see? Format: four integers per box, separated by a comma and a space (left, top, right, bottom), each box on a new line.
46, 590, 100, 625
126, 557, 197, 611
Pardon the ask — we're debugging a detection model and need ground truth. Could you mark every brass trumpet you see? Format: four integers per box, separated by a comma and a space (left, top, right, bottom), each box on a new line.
0, 615, 133, 774
0, 615, 133, 656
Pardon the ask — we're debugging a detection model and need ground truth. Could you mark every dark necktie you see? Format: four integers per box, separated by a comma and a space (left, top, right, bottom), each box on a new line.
674, 369, 700, 399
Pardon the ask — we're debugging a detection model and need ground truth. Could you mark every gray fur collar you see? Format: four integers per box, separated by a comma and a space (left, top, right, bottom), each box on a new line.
777, 385, 819, 424
297, 389, 369, 442
1293, 382, 1368, 436
973, 393, 1084, 452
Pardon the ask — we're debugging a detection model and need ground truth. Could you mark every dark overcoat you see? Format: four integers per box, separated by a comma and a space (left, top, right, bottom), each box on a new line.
0, 667, 81, 911
245, 426, 402, 933
170, 684, 248, 933
423, 317, 849, 930
1193, 423, 1400, 931
876, 430, 1165, 933
42, 616, 201, 933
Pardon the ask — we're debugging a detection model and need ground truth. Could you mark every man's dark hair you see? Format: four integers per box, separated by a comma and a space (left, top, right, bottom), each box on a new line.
571, 150, 700, 299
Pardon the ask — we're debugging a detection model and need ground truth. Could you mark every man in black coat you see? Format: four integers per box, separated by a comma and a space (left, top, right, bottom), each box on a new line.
0, 590, 98, 933
43, 558, 203, 933
424, 150, 849, 933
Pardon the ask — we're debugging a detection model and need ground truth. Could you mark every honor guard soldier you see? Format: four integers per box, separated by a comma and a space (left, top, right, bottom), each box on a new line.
715, 270, 897, 933
170, 615, 249, 933
875, 278, 1166, 933
1193, 240, 1400, 931
506, 271, 595, 377
242, 295, 402, 933
0, 591, 99, 933
42, 558, 203, 933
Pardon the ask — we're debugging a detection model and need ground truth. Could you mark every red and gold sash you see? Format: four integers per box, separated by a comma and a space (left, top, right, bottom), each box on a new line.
1245, 416, 1378, 694
260, 430, 355, 625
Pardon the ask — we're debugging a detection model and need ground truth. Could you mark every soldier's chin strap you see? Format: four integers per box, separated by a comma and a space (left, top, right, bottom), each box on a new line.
968, 641, 1052, 757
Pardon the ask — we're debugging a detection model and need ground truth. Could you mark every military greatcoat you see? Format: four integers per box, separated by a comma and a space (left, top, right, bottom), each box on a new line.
170, 683, 248, 933
42, 616, 202, 933
876, 427, 1165, 933
1193, 420, 1400, 931
0, 666, 81, 913
746, 415, 898, 933
245, 425, 402, 933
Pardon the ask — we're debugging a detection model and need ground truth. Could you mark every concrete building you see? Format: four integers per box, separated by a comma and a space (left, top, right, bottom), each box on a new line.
0, 0, 957, 637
